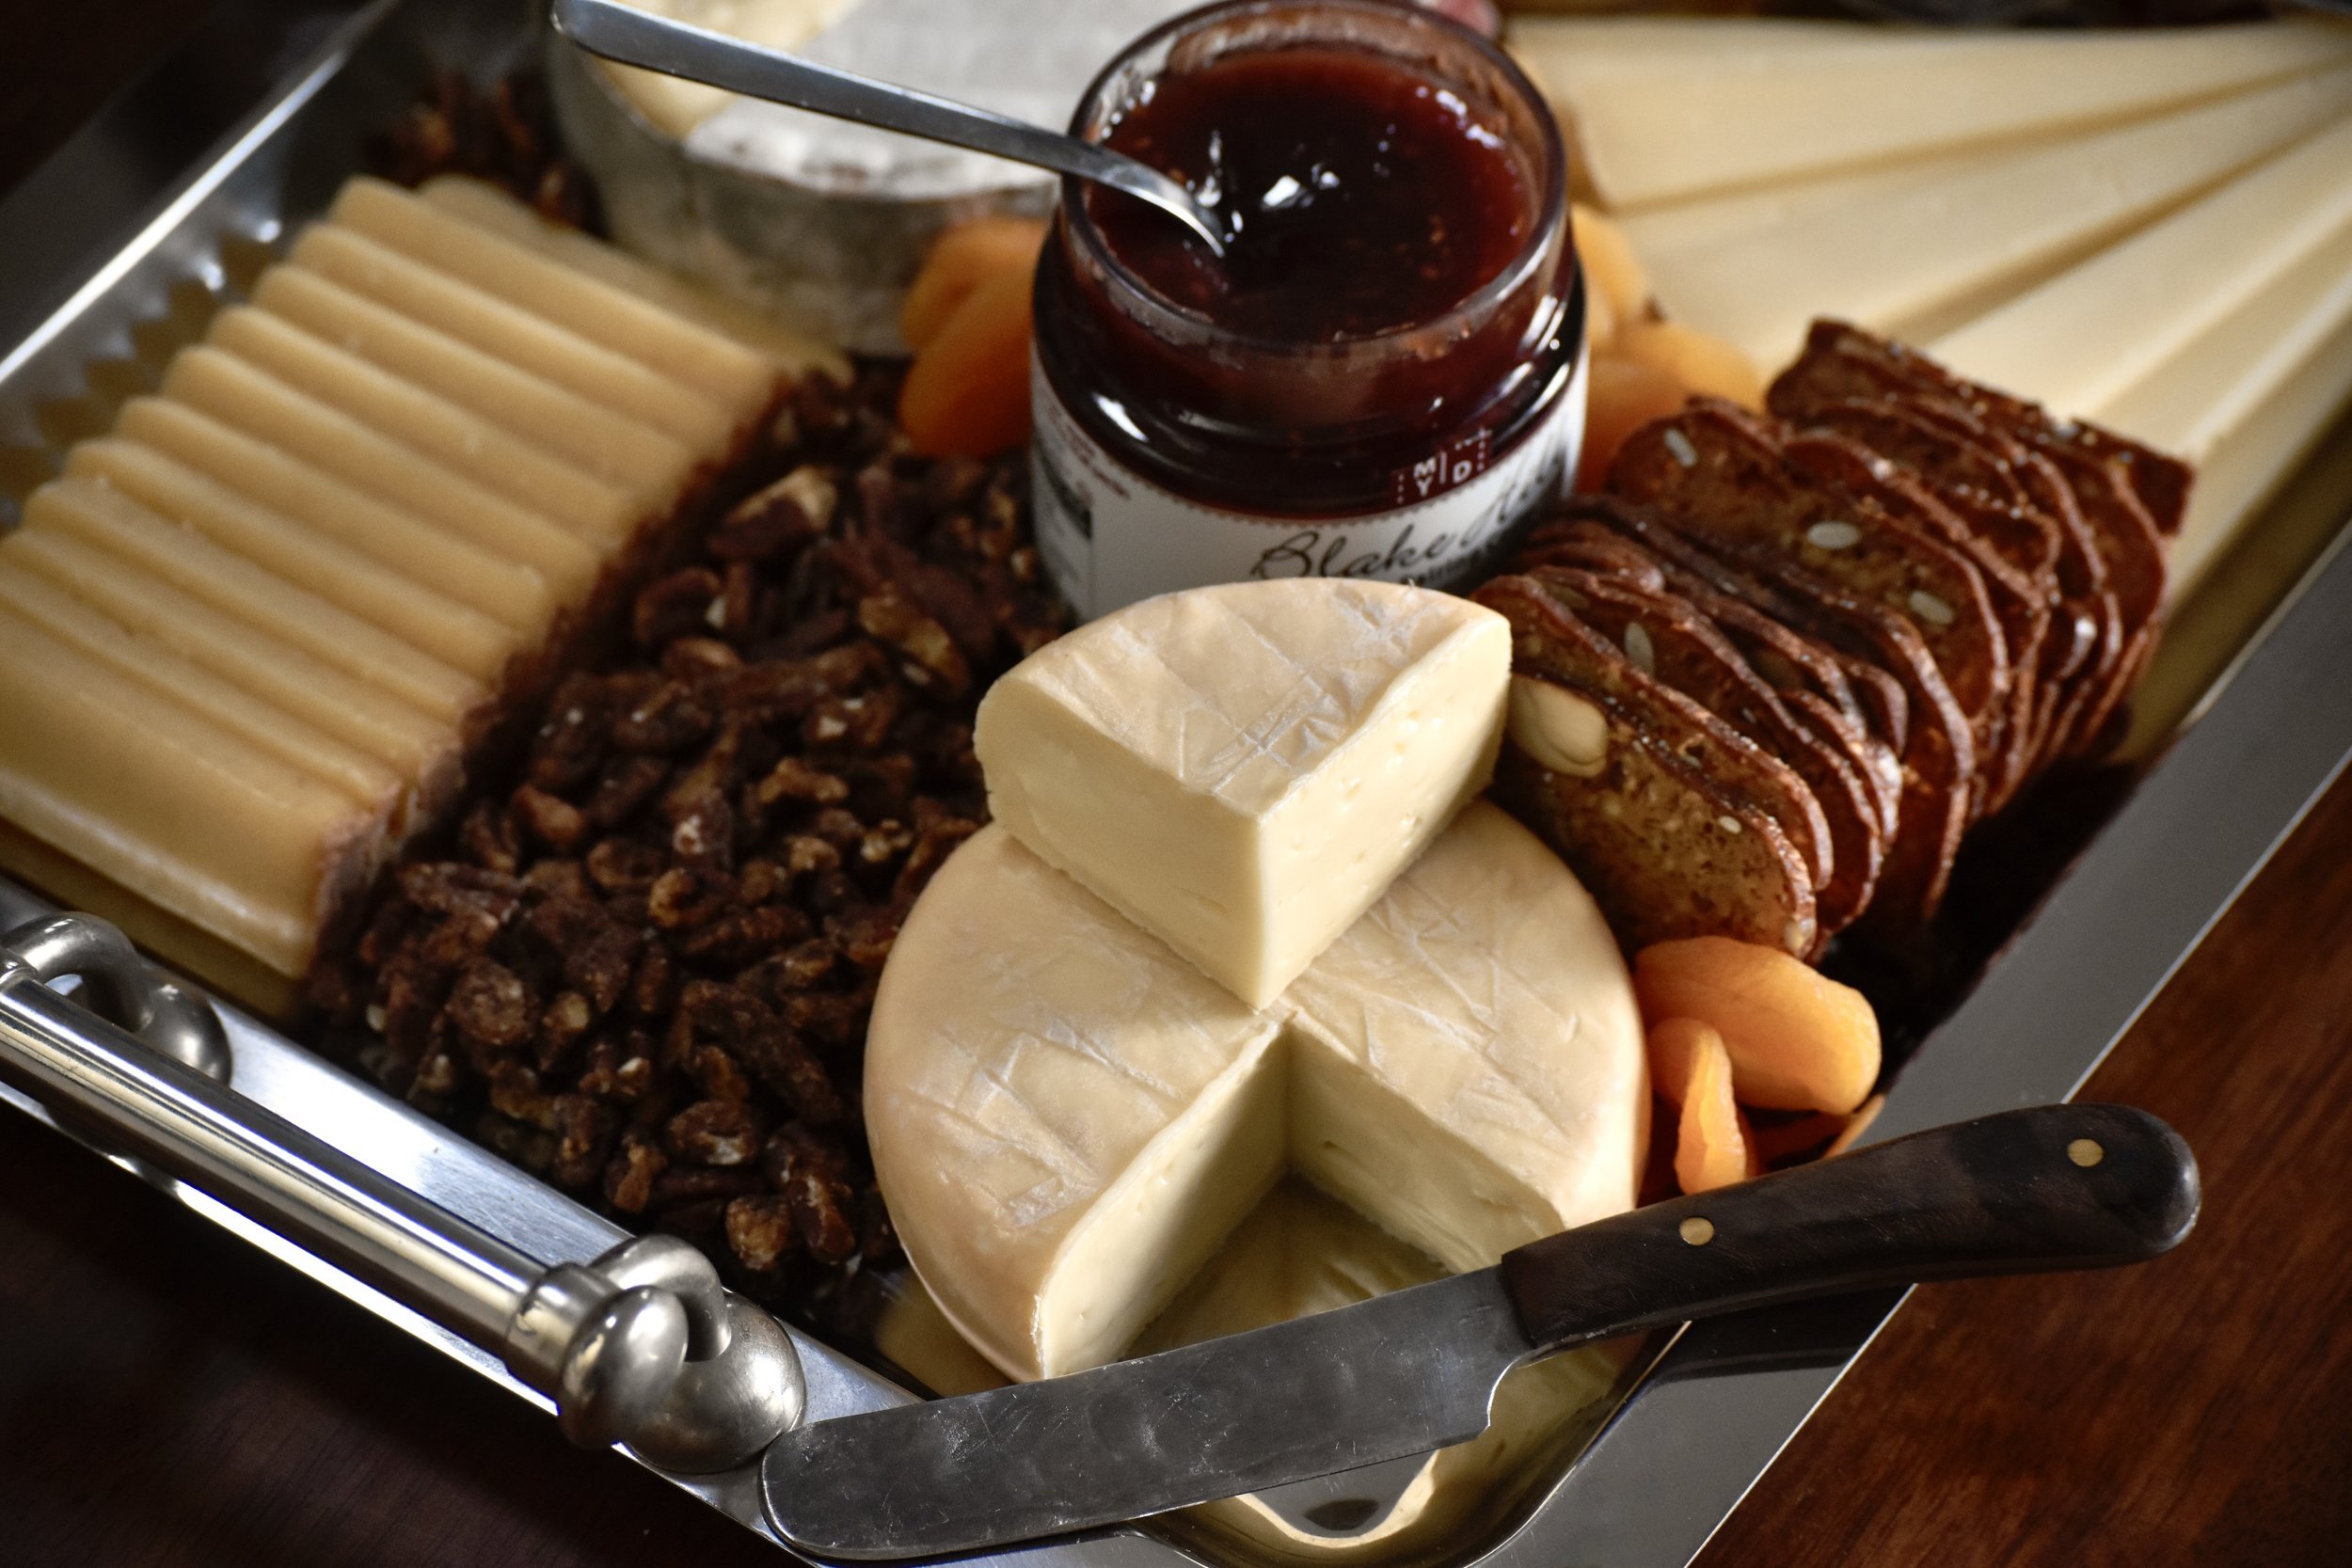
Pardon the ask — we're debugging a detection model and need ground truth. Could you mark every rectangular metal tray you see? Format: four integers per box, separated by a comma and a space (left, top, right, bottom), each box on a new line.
4, 1, 2350, 1562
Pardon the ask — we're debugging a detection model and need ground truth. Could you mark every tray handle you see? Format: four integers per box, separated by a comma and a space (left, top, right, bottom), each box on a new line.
0, 911, 803, 1473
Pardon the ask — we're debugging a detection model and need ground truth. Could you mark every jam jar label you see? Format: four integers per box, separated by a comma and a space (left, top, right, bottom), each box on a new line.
1030, 352, 1587, 621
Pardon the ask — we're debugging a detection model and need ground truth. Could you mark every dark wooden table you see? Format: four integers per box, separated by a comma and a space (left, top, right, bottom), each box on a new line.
7, 9, 2351, 1566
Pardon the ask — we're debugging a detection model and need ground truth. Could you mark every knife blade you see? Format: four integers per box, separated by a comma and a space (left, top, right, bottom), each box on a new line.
761, 1102, 2197, 1559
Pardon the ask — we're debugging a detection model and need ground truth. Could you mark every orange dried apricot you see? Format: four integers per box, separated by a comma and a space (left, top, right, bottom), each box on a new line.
1570, 203, 1649, 328
1674, 1026, 1756, 1195
899, 261, 1036, 459
1634, 935, 1882, 1115
1645, 1016, 1720, 1106
1613, 320, 1766, 411
1579, 355, 1688, 491
899, 216, 1049, 353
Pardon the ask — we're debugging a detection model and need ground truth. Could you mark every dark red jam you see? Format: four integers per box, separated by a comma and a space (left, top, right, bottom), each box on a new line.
1088, 47, 1534, 343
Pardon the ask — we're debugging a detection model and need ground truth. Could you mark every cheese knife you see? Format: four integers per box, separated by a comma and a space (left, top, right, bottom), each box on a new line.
761, 1102, 2196, 1558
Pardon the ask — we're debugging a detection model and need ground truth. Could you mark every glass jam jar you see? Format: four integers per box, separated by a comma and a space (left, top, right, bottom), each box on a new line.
1031, 0, 1583, 619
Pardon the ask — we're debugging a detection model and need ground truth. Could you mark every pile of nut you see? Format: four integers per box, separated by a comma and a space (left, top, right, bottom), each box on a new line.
312, 367, 1065, 1320
372, 70, 596, 229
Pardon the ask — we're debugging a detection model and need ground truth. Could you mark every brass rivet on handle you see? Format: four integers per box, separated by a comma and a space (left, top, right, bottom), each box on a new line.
1679, 1216, 1715, 1245
2067, 1138, 2106, 1168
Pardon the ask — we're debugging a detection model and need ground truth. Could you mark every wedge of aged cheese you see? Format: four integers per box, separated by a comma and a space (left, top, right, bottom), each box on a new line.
63, 438, 524, 680
415, 176, 850, 379
1932, 117, 2352, 420
974, 580, 1510, 1007
110, 395, 566, 621
1514, 14, 2352, 209
0, 605, 380, 976
328, 177, 783, 413
866, 802, 1646, 1381
287, 223, 739, 449
1640, 66, 2352, 371
151, 356, 602, 595
22, 476, 485, 725
0, 527, 459, 804
206, 307, 644, 541
1617, 141, 2013, 261
252, 265, 698, 503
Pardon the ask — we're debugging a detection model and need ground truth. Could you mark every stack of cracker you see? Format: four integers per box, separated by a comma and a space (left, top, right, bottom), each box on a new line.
1479, 321, 2186, 957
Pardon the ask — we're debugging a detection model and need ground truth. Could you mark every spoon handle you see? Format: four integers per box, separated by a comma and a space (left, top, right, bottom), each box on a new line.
551, 0, 1219, 249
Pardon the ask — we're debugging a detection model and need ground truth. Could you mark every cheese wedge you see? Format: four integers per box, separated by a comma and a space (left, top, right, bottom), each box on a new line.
1617, 141, 2015, 261
62, 438, 522, 683
110, 396, 564, 623
1641, 66, 2352, 370
329, 177, 783, 413
287, 223, 739, 450
151, 355, 601, 596
1933, 117, 2352, 420
416, 176, 850, 380
22, 476, 484, 724
866, 803, 1646, 1381
975, 579, 1510, 1007
0, 527, 458, 802
1515, 14, 2352, 209
0, 605, 377, 976
205, 307, 642, 543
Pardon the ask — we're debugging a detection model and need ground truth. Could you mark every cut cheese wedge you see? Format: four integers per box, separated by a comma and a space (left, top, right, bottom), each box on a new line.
1617, 141, 2015, 262
329, 177, 783, 413
207, 307, 644, 542
23, 475, 484, 725
0, 528, 458, 801
975, 579, 1510, 1007
866, 802, 1645, 1381
287, 223, 739, 450
1515, 14, 2352, 209
1642, 66, 2352, 371
111, 396, 564, 625
0, 605, 379, 976
1933, 117, 2352, 419
252, 264, 698, 504
62, 438, 522, 683
153, 353, 601, 597
417, 174, 851, 380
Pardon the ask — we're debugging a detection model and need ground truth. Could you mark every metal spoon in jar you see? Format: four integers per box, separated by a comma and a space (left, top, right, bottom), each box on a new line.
549, 0, 1230, 257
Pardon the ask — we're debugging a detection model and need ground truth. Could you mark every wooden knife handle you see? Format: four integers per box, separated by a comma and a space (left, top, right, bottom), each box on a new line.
1499, 1103, 2198, 1355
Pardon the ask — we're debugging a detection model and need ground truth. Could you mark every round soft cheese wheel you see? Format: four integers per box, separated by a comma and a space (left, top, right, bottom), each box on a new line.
866, 800, 1647, 1381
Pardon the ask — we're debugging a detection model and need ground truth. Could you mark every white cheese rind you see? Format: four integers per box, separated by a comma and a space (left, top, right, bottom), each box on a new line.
974, 579, 1511, 1007
866, 802, 1646, 1382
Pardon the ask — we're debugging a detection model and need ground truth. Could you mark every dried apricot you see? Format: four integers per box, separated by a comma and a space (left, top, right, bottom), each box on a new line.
899, 216, 1049, 353
1578, 355, 1687, 491
899, 261, 1036, 459
1613, 320, 1765, 411
1674, 1026, 1756, 1194
1645, 1016, 1719, 1106
1634, 935, 1881, 1114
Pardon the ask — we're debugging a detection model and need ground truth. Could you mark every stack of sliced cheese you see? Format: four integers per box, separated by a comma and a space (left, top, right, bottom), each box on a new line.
0, 175, 841, 994
1511, 14, 2352, 600
864, 578, 1648, 1388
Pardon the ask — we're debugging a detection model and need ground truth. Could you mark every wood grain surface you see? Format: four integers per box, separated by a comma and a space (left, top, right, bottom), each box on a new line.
5, 8, 2351, 1567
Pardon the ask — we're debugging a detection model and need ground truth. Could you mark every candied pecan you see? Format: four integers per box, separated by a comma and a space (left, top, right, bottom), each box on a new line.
804, 686, 903, 752
538, 990, 595, 1069
830, 755, 917, 820
733, 858, 789, 907
512, 784, 589, 853
648, 865, 733, 929
458, 800, 521, 876
753, 755, 849, 808
716, 561, 759, 641
665, 1099, 767, 1166
857, 820, 914, 867
682, 1039, 753, 1103
679, 904, 812, 969
488, 1061, 561, 1132
711, 469, 829, 562
860, 584, 972, 695
773, 1131, 861, 1265
521, 859, 592, 905
852, 464, 905, 543
828, 909, 900, 972
585, 836, 664, 895
779, 990, 868, 1059
567, 923, 643, 1015
634, 566, 723, 651
661, 636, 741, 680
753, 938, 837, 994
448, 958, 534, 1051
605, 1134, 667, 1213
724, 1195, 799, 1272
668, 791, 737, 875
682, 981, 846, 1124
583, 755, 672, 830
649, 1166, 767, 1210
781, 835, 843, 878
531, 679, 610, 793
476, 1113, 556, 1174
612, 681, 712, 753
397, 862, 522, 922
767, 606, 854, 658
551, 1095, 616, 1190
906, 562, 998, 660
579, 1035, 658, 1103
628, 944, 676, 1022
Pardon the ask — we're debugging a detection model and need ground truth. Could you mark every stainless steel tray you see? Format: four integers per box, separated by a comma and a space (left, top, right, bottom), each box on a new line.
4, 1, 2351, 1563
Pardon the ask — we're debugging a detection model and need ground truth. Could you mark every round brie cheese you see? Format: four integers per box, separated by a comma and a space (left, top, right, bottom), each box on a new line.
866, 800, 1647, 1382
